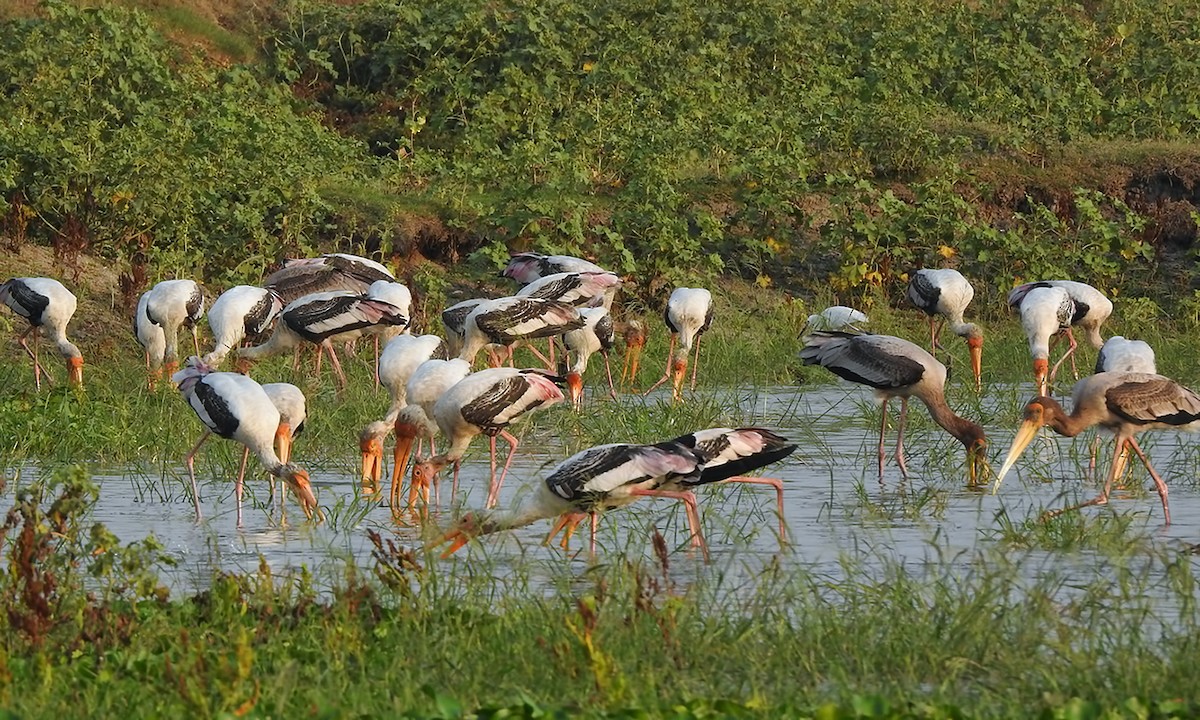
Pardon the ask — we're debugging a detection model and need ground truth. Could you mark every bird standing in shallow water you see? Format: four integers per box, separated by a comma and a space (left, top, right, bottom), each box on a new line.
993, 371, 1200, 524
1009, 280, 1111, 383
173, 360, 318, 525
1, 277, 84, 389
906, 269, 983, 391
800, 331, 987, 485
1010, 285, 1074, 395
439, 439, 705, 557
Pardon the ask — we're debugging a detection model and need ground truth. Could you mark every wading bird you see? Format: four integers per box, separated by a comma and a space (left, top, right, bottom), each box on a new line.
1009, 280, 1111, 381
409, 367, 566, 509
1089, 336, 1158, 477
393, 357, 472, 508
438, 439, 705, 557
239, 289, 408, 388
173, 361, 318, 524
906, 269, 983, 390
0, 277, 84, 389
264, 252, 394, 304
803, 306, 868, 335
992, 372, 1200, 524
516, 271, 622, 307
202, 285, 284, 368
800, 331, 987, 485
645, 287, 713, 401
458, 297, 584, 369
1010, 284, 1075, 395
501, 253, 607, 285
544, 427, 798, 559
562, 306, 618, 408
359, 334, 448, 493
145, 279, 205, 375
134, 290, 166, 387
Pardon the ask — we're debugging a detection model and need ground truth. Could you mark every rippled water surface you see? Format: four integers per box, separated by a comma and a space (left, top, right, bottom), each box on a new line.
13, 381, 1200, 595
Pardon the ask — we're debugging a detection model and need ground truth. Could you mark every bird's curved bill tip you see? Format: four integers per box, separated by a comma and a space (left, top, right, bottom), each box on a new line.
991, 419, 1041, 495
438, 529, 470, 558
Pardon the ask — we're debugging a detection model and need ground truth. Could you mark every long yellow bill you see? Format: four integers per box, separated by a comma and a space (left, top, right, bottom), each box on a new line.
991, 419, 1042, 495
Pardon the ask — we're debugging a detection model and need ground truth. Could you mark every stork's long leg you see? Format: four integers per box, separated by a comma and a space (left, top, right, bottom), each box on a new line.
602, 351, 618, 400
235, 446, 250, 528
1045, 437, 1127, 521
894, 397, 910, 479
720, 476, 788, 541
929, 316, 939, 353
485, 430, 520, 509
689, 335, 703, 389
630, 487, 709, 562
191, 326, 201, 358
877, 396, 890, 482
374, 335, 381, 389
644, 335, 678, 395
321, 340, 349, 389
521, 340, 555, 371
1126, 437, 1171, 524
183, 430, 212, 521
17, 327, 50, 390
1050, 328, 1079, 383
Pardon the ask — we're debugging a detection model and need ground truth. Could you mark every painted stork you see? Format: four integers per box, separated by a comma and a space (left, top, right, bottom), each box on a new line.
544, 427, 798, 560
562, 306, 618, 408
458, 297, 584, 368
620, 320, 646, 387
173, 361, 318, 524
145, 279, 205, 374
1088, 336, 1158, 479
238, 289, 408, 388
501, 253, 607, 285
439, 439, 705, 557
803, 306, 869, 335
1009, 280, 1112, 381
645, 287, 713, 401
263, 252, 394, 304
134, 290, 167, 386
358, 334, 449, 492
993, 372, 1200, 524
409, 367, 566, 509
0, 277, 84, 389
516, 271, 622, 307
394, 357, 473, 508
202, 285, 284, 368
1009, 285, 1074, 395
800, 331, 987, 485
906, 269, 983, 390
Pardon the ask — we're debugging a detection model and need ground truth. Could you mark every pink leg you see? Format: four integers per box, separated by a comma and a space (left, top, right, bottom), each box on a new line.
644, 336, 678, 395
522, 341, 555, 371
374, 335, 381, 389
1126, 437, 1171, 524
894, 397, 910, 479
602, 352, 618, 400
486, 430, 520, 509
721, 476, 787, 541
590, 511, 599, 556
689, 335, 702, 389
1050, 328, 1079, 383
322, 340, 348, 389
877, 396, 890, 482
630, 487, 709, 562
236, 446, 249, 528
17, 327, 50, 390
184, 430, 212, 520
1045, 437, 1125, 521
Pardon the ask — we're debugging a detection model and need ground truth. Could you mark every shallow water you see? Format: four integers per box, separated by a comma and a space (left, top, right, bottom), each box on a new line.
9, 381, 1200, 597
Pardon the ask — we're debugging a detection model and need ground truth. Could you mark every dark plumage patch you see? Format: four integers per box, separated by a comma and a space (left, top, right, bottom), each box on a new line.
699, 305, 714, 336
800, 334, 925, 390
245, 292, 279, 336
327, 255, 394, 284
672, 429, 797, 486
4, 280, 49, 325
195, 381, 239, 438
524, 275, 580, 302
185, 287, 204, 326
663, 305, 678, 334
595, 314, 616, 351
442, 303, 479, 334
460, 376, 532, 434
430, 338, 450, 361
907, 272, 940, 315
475, 300, 583, 342
546, 444, 643, 504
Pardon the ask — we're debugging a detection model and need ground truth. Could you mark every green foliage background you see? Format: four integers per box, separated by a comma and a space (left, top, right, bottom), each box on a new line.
1, 0, 1197, 301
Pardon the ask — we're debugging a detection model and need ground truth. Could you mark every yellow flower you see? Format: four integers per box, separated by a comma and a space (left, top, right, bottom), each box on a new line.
582, 61, 594, 72
938, 245, 957, 259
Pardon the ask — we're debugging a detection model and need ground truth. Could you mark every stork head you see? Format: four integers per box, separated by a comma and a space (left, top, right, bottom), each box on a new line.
992, 400, 1050, 495
282, 466, 319, 520
1032, 357, 1049, 396
359, 421, 389, 488
566, 371, 585, 409
67, 355, 84, 387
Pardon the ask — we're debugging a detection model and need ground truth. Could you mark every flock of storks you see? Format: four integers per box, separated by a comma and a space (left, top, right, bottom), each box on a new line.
3, 254, 1199, 559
